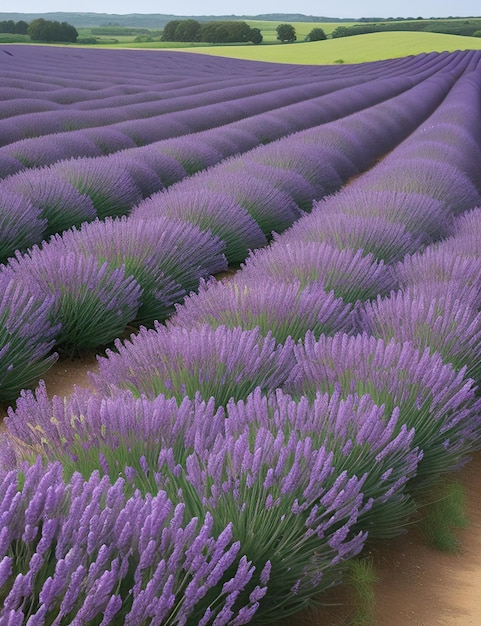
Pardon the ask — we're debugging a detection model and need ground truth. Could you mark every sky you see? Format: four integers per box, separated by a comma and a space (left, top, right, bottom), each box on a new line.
3, 1, 480, 19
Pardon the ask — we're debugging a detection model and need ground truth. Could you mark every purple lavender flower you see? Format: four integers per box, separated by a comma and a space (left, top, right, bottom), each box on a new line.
89, 324, 294, 406
168, 278, 354, 342
240, 239, 396, 303
0, 189, 46, 263
360, 284, 481, 381
132, 189, 267, 265
178, 169, 301, 238
0, 274, 58, 403
358, 158, 481, 216
3, 168, 96, 237
6, 249, 142, 355
57, 214, 227, 326
223, 160, 319, 212
281, 206, 424, 263
317, 188, 451, 244
54, 157, 142, 219
395, 247, 481, 309
286, 331, 481, 484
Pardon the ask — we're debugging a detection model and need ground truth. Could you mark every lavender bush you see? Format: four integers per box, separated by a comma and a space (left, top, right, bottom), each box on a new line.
0, 189, 46, 264
2, 388, 370, 622
3, 168, 96, 237
168, 278, 354, 342
0, 459, 268, 624
0, 275, 58, 404
55, 215, 227, 326
6, 249, 142, 355
54, 157, 142, 219
131, 189, 267, 265
286, 332, 481, 486
89, 324, 295, 406
240, 240, 395, 303
360, 285, 481, 381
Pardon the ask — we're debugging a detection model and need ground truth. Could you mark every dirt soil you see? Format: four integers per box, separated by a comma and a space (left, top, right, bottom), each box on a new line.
2, 355, 481, 625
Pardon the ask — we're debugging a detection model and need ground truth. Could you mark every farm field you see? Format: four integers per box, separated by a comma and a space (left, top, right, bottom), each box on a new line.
1, 43, 481, 623
165, 31, 481, 64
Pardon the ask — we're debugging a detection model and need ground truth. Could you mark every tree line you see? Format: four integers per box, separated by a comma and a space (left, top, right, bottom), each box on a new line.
0, 18, 78, 42
332, 18, 481, 38
161, 19, 263, 44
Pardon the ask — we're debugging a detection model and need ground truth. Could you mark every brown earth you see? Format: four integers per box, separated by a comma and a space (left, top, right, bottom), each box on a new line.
2, 355, 481, 625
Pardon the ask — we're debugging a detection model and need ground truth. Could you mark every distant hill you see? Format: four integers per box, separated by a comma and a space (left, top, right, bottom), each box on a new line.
0, 12, 355, 28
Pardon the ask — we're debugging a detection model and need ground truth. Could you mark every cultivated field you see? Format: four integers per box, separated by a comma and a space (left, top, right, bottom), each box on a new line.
1, 43, 481, 623
167, 30, 481, 64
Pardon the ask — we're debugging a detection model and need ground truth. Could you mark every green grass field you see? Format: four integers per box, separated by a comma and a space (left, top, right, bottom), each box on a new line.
161, 31, 481, 65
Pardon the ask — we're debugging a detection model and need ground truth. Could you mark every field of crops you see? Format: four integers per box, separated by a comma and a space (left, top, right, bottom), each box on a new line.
1, 43, 481, 623
163, 31, 481, 64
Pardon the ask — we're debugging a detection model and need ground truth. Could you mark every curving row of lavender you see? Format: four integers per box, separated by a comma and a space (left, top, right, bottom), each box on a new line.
1, 45, 481, 623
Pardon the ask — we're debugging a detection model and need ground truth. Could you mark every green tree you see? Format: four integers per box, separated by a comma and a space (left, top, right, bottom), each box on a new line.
171, 19, 201, 42
27, 18, 77, 42
15, 20, 29, 35
161, 19, 182, 41
276, 23, 296, 43
306, 27, 327, 41
249, 27, 263, 44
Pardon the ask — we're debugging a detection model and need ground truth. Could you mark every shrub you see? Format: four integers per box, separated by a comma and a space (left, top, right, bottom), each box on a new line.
286, 332, 481, 487
0, 275, 58, 404
169, 278, 354, 342
132, 189, 267, 265
0, 189, 46, 263
89, 324, 295, 407
6, 250, 142, 355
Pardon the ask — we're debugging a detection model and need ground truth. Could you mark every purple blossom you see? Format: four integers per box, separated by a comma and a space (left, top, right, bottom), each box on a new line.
0, 274, 58, 403
3, 167, 96, 237
90, 324, 294, 406
0, 188, 46, 263
358, 158, 481, 216
282, 206, 424, 263
6, 249, 142, 354
360, 284, 481, 381
240, 239, 396, 303
55, 214, 227, 326
287, 331, 481, 484
132, 188, 267, 264
169, 277, 354, 342
54, 157, 142, 219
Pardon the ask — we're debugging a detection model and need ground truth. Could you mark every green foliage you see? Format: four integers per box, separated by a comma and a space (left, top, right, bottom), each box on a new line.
173, 19, 202, 42
345, 558, 378, 626
0, 19, 28, 34
418, 481, 469, 552
276, 23, 297, 42
161, 19, 261, 44
332, 18, 481, 38
27, 18, 78, 42
0, 33, 29, 43
306, 27, 327, 41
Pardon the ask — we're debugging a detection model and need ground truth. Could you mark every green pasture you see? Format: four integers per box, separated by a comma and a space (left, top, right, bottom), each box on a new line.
164, 31, 481, 65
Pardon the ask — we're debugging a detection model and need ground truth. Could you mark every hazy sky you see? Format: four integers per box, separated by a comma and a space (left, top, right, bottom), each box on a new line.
4, 1, 480, 19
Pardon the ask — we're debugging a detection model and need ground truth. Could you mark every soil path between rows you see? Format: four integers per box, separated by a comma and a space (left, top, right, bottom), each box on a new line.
2, 355, 481, 625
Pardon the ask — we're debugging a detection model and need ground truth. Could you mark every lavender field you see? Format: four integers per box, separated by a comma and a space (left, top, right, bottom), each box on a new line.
1, 43, 481, 624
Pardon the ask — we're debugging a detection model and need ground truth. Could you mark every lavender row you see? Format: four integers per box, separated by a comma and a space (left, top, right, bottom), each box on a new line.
0, 63, 464, 403
1, 76, 369, 148
1, 47, 469, 172
1, 50, 481, 622
1, 45, 465, 99
0, 67, 456, 265
2, 47, 470, 150
0, 64, 433, 171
